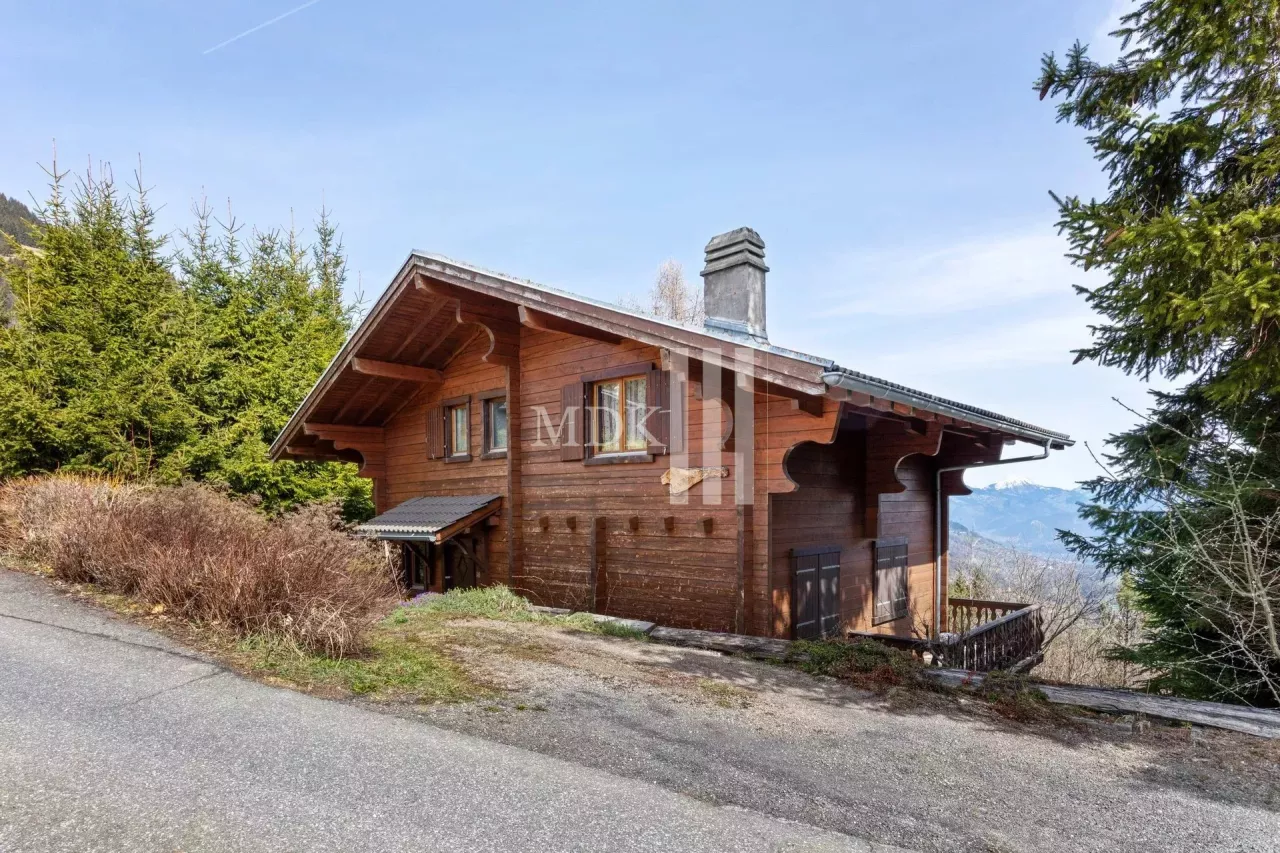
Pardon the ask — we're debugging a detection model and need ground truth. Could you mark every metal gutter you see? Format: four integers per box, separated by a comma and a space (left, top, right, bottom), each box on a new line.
821, 368, 1073, 448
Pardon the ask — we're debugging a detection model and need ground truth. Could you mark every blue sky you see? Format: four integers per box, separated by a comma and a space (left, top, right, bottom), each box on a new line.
1, 0, 1147, 489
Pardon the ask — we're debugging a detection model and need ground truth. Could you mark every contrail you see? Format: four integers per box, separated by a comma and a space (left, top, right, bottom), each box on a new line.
203, 0, 323, 55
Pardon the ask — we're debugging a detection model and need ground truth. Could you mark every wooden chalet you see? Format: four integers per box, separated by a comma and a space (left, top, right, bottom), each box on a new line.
271, 228, 1072, 662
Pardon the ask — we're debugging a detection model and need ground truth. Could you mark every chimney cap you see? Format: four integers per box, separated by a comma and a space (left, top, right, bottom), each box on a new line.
702, 227, 769, 277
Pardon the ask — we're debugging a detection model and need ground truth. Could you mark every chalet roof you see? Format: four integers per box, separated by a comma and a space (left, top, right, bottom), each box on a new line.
269, 249, 1072, 460
356, 494, 503, 543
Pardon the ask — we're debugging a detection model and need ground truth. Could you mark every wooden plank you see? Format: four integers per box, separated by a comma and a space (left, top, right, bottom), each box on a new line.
922, 670, 1280, 739
350, 358, 443, 384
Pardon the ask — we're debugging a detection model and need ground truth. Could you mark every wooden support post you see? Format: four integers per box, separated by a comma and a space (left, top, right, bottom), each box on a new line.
431, 543, 445, 593
588, 516, 607, 613
736, 505, 753, 635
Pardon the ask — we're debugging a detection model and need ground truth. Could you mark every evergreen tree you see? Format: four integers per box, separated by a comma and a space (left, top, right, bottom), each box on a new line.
173, 202, 371, 517
0, 164, 203, 478
0, 165, 372, 520
1040, 0, 1280, 704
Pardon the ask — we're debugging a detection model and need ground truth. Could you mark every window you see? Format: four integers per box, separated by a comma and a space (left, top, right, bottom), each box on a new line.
480, 390, 508, 458
873, 537, 909, 625
592, 374, 647, 454
440, 396, 470, 462
559, 362, 681, 464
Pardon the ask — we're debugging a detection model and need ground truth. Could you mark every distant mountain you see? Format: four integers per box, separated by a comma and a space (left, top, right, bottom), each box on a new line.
0, 193, 39, 322
949, 482, 1094, 558
0, 193, 38, 254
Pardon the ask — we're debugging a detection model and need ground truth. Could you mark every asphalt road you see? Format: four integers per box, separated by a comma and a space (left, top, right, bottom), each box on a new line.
0, 571, 908, 853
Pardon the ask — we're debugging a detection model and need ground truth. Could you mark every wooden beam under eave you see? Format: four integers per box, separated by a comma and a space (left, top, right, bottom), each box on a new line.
303, 423, 386, 448
350, 357, 443, 384
283, 445, 342, 461
518, 305, 624, 345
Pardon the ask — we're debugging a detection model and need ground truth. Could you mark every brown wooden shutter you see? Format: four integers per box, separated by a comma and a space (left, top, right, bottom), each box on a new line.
646, 367, 668, 455
560, 381, 584, 461
426, 404, 444, 459
645, 368, 684, 456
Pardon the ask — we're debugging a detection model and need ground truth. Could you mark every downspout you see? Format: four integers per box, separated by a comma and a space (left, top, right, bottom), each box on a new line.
933, 437, 1051, 637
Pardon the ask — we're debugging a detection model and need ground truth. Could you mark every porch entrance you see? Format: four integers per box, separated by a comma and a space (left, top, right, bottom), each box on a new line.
402, 532, 487, 594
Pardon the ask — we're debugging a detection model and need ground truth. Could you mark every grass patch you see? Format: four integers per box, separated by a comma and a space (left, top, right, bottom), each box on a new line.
234, 586, 649, 702
980, 670, 1065, 723
235, 631, 485, 703
404, 586, 650, 640
789, 638, 925, 693
697, 678, 752, 708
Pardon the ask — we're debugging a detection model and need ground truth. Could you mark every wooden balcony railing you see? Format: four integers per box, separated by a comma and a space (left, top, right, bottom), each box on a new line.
947, 598, 1031, 634
935, 598, 1044, 672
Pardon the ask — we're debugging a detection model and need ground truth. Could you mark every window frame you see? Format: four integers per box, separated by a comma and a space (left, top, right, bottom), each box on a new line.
478, 388, 508, 460
580, 362, 655, 464
441, 395, 472, 463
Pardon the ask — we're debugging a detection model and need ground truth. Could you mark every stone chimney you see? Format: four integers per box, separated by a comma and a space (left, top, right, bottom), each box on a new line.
700, 227, 768, 341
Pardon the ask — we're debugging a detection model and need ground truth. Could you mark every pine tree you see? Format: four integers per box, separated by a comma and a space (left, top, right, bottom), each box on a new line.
0, 162, 203, 479
1040, 0, 1280, 704
0, 163, 372, 520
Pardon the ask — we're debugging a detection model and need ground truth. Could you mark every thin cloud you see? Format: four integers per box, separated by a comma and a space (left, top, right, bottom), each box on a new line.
821, 230, 1086, 318
1090, 0, 1134, 63
859, 311, 1096, 377
204, 0, 323, 55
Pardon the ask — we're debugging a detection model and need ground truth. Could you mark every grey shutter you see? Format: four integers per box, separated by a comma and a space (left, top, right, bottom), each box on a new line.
792, 552, 820, 640
818, 550, 841, 638
873, 539, 909, 624
560, 382, 584, 461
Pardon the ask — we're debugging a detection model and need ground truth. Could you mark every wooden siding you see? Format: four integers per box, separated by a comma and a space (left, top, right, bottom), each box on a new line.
371, 292, 1004, 638
382, 333, 509, 584
517, 328, 742, 631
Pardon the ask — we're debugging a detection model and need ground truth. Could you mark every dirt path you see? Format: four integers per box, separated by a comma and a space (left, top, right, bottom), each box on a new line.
400, 619, 1280, 853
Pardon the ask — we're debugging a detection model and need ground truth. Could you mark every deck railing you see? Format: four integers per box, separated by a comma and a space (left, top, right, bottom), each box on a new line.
935, 599, 1044, 672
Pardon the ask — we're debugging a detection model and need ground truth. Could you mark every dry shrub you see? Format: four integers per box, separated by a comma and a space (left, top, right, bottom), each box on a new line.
0, 476, 395, 656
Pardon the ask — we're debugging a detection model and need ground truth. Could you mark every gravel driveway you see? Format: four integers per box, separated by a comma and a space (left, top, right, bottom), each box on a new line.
409, 618, 1280, 853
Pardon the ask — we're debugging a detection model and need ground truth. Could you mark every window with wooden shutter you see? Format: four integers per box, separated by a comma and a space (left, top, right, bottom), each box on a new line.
873, 537, 910, 625
791, 546, 841, 640
440, 395, 471, 462
560, 381, 584, 461
426, 404, 444, 459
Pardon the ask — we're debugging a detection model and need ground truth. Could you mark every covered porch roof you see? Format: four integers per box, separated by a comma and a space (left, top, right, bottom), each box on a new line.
356, 495, 503, 544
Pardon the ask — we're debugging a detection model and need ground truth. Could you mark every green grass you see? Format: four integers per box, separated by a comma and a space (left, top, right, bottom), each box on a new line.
235, 585, 648, 702
235, 630, 485, 703
403, 586, 650, 640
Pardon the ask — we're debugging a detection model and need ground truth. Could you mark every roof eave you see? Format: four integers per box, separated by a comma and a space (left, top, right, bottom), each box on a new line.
821, 368, 1074, 449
